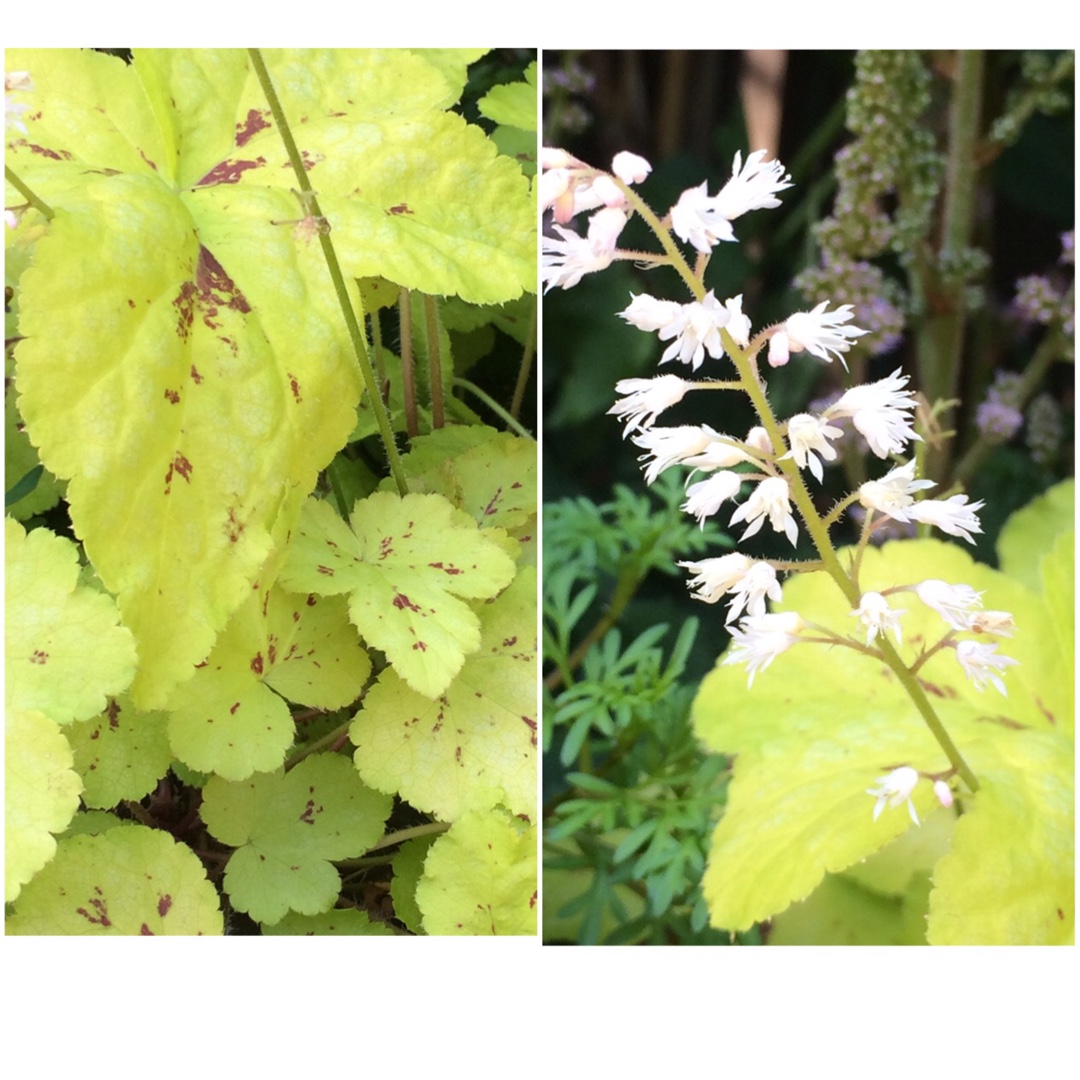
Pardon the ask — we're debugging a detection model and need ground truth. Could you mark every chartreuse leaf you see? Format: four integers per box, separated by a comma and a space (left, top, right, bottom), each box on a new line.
693, 538, 1071, 942
767, 807, 955, 945
9, 48, 363, 708
200, 753, 392, 925
5, 518, 136, 723
391, 836, 438, 935
262, 589, 372, 710
351, 568, 537, 821
416, 810, 537, 935
67, 696, 172, 808
60, 811, 130, 838
6, 824, 223, 935
927, 729, 1073, 944
5, 707, 83, 902
997, 478, 1074, 589
5, 219, 64, 520
165, 584, 370, 781
261, 909, 395, 936
9, 48, 532, 709
281, 493, 516, 699
399, 426, 537, 541
766, 875, 924, 946
478, 61, 538, 131
409, 49, 489, 103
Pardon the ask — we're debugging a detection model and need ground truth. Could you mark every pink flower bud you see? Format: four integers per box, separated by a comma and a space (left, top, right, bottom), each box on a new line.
933, 780, 954, 808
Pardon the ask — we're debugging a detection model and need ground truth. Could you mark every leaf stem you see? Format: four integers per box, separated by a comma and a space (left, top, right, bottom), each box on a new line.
509, 297, 536, 422
247, 48, 408, 496
453, 378, 534, 438
363, 821, 450, 852
4, 165, 54, 220
283, 718, 352, 771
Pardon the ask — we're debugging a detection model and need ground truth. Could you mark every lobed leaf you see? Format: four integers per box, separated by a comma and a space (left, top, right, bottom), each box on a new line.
67, 696, 172, 808
416, 809, 536, 935
5, 518, 137, 723
693, 538, 1072, 940
200, 753, 392, 925
5, 707, 83, 902
6, 824, 223, 935
350, 568, 537, 820
281, 492, 516, 698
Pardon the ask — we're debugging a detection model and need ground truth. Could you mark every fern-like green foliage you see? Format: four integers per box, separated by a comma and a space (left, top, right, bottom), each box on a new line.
542, 479, 739, 944
6, 48, 536, 936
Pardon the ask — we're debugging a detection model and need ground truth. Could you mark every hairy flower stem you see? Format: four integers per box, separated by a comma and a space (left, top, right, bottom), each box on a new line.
4, 165, 54, 220
248, 48, 408, 497
399, 289, 419, 438
423, 293, 445, 428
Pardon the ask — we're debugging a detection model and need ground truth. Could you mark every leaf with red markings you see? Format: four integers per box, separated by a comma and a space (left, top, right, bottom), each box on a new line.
6, 824, 223, 935
350, 568, 537, 820
165, 584, 370, 781
200, 753, 391, 925
281, 492, 516, 699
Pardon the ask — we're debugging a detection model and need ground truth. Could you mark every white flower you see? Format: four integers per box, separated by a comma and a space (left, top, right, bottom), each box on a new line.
712, 149, 792, 220
632, 424, 726, 484
541, 165, 626, 223
850, 591, 906, 647
681, 470, 745, 526
620, 292, 684, 333
612, 151, 652, 184
722, 611, 805, 687
608, 375, 694, 436
725, 560, 783, 623
858, 459, 936, 523
867, 766, 921, 826
781, 413, 843, 482
914, 579, 983, 631
768, 302, 869, 368
679, 437, 757, 474
679, 555, 783, 623
659, 292, 733, 370
967, 610, 1016, 637
718, 293, 752, 348
678, 553, 754, 604
827, 368, 921, 458
745, 426, 773, 456
954, 639, 1019, 696
540, 147, 580, 170
728, 476, 798, 546
933, 779, 954, 809
621, 291, 745, 372
542, 208, 627, 292
670, 181, 735, 252
907, 493, 985, 544
667, 151, 791, 254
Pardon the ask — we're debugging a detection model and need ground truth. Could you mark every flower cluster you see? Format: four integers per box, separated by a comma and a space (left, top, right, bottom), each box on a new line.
543, 143, 1022, 823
